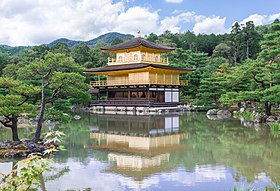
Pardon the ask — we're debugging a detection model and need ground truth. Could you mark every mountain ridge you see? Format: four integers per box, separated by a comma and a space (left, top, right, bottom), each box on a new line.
0, 32, 134, 55
48, 32, 133, 48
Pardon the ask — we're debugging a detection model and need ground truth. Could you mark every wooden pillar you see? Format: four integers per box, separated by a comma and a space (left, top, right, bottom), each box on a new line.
147, 87, 150, 101
156, 73, 158, 84
106, 88, 108, 100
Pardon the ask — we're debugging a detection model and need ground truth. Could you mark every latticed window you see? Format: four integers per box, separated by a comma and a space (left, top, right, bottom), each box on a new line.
141, 54, 145, 60
155, 55, 159, 62
133, 54, 138, 61
118, 56, 123, 62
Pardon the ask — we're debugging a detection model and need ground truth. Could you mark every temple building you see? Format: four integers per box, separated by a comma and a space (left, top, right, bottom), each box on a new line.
85, 37, 194, 111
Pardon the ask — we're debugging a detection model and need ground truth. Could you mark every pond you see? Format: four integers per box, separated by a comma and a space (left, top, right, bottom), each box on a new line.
0, 112, 279, 191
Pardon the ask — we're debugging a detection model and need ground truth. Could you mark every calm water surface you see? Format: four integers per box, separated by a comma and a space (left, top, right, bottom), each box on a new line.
0, 112, 279, 191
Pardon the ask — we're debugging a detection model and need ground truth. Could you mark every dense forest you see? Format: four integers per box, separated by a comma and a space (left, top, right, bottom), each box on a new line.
0, 19, 279, 141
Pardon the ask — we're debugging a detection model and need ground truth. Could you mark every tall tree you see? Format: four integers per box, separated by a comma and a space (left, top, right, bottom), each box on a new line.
17, 53, 90, 141
240, 21, 261, 60
0, 77, 39, 141
257, 19, 280, 114
230, 22, 242, 65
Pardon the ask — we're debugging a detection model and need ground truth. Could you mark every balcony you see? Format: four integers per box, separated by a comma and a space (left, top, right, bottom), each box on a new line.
108, 56, 169, 65
90, 80, 188, 87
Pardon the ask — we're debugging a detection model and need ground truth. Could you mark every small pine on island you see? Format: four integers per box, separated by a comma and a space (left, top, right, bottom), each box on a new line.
85, 37, 195, 113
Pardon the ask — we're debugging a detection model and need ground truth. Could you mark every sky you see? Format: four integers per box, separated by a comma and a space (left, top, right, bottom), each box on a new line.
0, 0, 280, 46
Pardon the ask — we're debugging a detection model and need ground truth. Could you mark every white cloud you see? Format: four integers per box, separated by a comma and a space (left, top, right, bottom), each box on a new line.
193, 16, 227, 34
1, 0, 279, 46
165, 0, 183, 3
114, 6, 159, 35
241, 13, 280, 26
159, 11, 205, 33
0, 0, 127, 45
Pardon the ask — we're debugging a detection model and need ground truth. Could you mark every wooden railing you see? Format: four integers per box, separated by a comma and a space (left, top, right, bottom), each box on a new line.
90, 100, 179, 107
90, 80, 188, 87
107, 57, 168, 65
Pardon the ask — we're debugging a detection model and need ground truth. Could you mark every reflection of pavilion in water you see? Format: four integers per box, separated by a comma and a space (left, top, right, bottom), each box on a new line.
87, 114, 189, 182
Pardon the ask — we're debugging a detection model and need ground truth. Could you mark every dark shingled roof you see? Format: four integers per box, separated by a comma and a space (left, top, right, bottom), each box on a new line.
101, 37, 175, 52
85, 63, 195, 73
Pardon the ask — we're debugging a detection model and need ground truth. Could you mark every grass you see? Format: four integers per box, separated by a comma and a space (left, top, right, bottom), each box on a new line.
234, 111, 255, 122
270, 122, 279, 132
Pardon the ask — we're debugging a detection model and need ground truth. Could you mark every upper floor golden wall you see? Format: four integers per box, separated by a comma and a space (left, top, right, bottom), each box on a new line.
108, 51, 169, 65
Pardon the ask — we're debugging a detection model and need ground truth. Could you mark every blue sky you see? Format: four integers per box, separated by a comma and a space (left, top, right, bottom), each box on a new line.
124, 0, 280, 31
0, 0, 280, 46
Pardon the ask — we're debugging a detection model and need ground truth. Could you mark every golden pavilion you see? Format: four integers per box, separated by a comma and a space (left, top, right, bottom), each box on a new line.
85, 37, 194, 111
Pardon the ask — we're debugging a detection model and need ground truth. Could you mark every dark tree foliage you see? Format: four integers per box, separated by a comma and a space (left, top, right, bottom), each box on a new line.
111, 37, 124, 45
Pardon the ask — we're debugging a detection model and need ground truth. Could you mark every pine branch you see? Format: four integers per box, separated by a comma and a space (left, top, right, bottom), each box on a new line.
17, 96, 29, 106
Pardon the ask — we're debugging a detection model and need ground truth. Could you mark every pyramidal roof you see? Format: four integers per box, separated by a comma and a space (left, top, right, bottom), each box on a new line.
101, 37, 175, 53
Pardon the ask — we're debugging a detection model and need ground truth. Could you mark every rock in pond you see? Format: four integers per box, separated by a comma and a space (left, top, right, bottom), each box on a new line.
253, 115, 267, 123
217, 110, 232, 117
207, 109, 217, 115
266, 115, 278, 122
74, 115, 81, 120
0, 140, 58, 158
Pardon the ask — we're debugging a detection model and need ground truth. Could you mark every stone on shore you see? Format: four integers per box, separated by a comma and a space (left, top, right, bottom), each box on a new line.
266, 115, 278, 122
253, 114, 268, 123
207, 109, 217, 115
217, 110, 232, 117
0, 140, 58, 158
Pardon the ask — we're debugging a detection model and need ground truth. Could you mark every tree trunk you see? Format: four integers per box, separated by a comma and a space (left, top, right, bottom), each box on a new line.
33, 78, 46, 142
264, 102, 272, 116
11, 115, 20, 141
246, 40, 249, 59
269, 60, 273, 88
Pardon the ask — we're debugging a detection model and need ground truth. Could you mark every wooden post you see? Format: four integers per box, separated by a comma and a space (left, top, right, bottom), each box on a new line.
98, 74, 100, 86
147, 87, 150, 101
156, 73, 158, 84
106, 88, 108, 100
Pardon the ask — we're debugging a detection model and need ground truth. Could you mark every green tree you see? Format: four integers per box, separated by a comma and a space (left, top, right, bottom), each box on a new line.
220, 59, 279, 115
167, 48, 208, 100
212, 43, 231, 59
111, 37, 124, 45
71, 43, 91, 65
17, 53, 90, 141
146, 33, 158, 42
230, 22, 242, 64
196, 61, 230, 108
178, 31, 197, 51
240, 21, 261, 60
0, 77, 39, 141
0, 52, 11, 75
50, 42, 71, 55
32, 45, 50, 59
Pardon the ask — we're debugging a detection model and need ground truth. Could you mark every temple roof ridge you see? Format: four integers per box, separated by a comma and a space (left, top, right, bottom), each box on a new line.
101, 37, 175, 53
